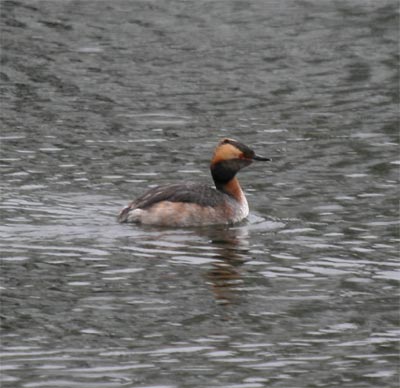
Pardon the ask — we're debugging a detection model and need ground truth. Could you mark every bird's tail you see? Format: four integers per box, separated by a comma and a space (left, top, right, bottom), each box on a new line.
117, 206, 131, 223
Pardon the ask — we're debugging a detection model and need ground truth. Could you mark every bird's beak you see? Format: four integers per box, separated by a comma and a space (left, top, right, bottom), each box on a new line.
253, 154, 270, 161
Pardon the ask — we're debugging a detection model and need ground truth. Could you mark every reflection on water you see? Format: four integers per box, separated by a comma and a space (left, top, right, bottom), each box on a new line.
1, 0, 399, 387
204, 226, 251, 305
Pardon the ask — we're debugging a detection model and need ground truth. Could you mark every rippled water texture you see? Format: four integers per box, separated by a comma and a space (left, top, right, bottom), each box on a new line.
1, 1, 399, 387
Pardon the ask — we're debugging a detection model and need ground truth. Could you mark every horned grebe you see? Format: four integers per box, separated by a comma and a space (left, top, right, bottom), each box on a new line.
118, 138, 269, 227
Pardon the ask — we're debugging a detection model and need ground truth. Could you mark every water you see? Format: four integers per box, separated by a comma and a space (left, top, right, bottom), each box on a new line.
1, 0, 399, 387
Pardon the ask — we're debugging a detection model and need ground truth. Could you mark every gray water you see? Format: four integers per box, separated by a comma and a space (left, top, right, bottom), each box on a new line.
1, 1, 399, 387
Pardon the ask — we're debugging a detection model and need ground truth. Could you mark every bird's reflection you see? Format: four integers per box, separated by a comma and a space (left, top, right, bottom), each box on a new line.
199, 225, 251, 305
132, 223, 252, 305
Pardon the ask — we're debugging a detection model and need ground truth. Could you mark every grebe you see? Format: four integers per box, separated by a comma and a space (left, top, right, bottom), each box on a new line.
118, 138, 269, 227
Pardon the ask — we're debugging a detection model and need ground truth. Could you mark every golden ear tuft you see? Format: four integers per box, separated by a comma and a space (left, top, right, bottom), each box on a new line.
212, 140, 243, 164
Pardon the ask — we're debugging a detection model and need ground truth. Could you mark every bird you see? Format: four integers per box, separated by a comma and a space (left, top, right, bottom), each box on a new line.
118, 138, 269, 227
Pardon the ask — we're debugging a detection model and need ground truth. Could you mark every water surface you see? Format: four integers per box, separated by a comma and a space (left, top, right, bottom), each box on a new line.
1, 1, 399, 387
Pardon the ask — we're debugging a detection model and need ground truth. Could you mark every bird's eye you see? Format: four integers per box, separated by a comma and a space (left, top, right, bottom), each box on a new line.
221, 138, 230, 144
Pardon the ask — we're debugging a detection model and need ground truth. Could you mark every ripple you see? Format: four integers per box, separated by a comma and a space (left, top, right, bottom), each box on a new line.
100, 268, 144, 275
119, 112, 192, 126
153, 346, 213, 355
261, 270, 314, 279
23, 381, 126, 387
270, 253, 300, 260
363, 371, 397, 378
170, 255, 217, 265
248, 360, 307, 369
76, 46, 104, 53
373, 270, 400, 281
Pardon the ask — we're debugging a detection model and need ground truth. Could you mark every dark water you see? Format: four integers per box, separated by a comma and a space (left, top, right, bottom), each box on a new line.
1, 1, 399, 387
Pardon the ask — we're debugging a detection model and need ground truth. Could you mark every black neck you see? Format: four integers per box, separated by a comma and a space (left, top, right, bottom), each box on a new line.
210, 161, 238, 192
